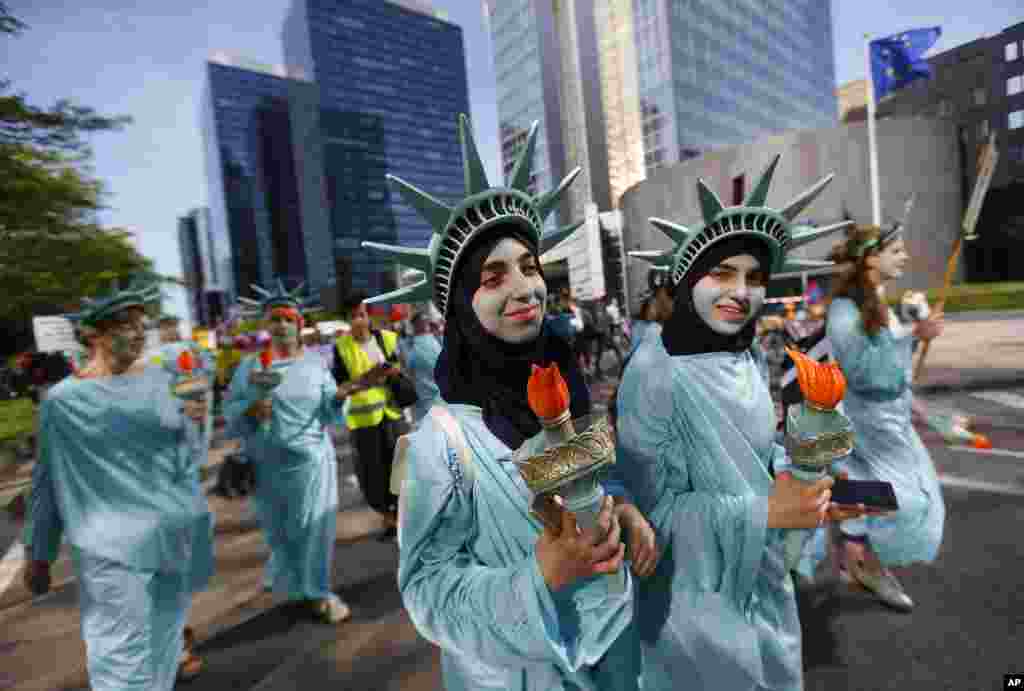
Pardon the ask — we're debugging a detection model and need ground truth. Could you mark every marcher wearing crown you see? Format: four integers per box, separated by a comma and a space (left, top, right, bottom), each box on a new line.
810, 222, 947, 610
617, 157, 873, 690
222, 281, 352, 624
24, 279, 215, 691
361, 115, 655, 690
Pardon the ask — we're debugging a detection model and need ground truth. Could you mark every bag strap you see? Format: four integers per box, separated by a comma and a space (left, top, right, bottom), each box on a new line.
429, 404, 474, 485
373, 330, 398, 362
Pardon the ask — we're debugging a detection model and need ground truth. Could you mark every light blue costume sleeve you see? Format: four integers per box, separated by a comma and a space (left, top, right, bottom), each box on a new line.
29, 399, 63, 562
617, 367, 769, 609
827, 298, 911, 398
317, 360, 344, 425
398, 418, 608, 673
223, 356, 261, 439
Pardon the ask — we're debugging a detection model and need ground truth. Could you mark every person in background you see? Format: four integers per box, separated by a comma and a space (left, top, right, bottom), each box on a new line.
224, 281, 351, 624
25, 281, 214, 691
814, 223, 947, 611
332, 293, 405, 540
403, 311, 442, 426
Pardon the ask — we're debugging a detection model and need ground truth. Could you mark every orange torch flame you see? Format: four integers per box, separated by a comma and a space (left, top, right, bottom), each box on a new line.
260, 347, 273, 371
786, 348, 847, 410
177, 349, 195, 374
527, 363, 571, 421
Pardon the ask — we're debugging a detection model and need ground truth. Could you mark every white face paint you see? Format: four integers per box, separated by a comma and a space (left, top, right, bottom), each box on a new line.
471, 237, 547, 344
873, 237, 909, 282
691, 253, 767, 335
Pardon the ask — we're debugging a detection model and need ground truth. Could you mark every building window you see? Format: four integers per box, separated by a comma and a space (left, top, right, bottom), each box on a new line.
1010, 110, 1024, 130
732, 174, 745, 206
1009, 75, 1024, 96
1007, 42, 1020, 62
972, 87, 987, 106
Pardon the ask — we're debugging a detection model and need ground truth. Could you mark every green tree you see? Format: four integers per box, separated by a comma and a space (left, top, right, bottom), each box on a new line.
0, 2, 177, 341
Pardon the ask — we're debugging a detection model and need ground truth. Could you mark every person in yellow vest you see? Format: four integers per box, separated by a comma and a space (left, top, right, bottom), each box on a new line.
332, 293, 404, 539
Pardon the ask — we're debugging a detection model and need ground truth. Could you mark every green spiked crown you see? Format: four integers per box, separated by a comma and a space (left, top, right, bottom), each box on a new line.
69, 279, 162, 328
629, 155, 853, 286
237, 279, 319, 319
361, 114, 583, 317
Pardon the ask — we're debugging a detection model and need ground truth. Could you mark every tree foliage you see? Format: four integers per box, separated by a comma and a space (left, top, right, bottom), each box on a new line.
0, 2, 175, 333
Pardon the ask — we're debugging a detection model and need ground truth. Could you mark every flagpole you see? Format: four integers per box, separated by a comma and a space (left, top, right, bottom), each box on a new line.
865, 33, 882, 226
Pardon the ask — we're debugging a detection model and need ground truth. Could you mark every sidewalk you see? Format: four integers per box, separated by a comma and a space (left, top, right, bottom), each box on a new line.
913, 312, 1024, 394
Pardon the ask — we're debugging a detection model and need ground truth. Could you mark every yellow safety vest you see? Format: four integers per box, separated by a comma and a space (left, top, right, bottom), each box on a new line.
336, 330, 402, 429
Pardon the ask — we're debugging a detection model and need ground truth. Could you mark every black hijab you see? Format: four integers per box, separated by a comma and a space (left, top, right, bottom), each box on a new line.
435, 226, 590, 449
661, 235, 773, 357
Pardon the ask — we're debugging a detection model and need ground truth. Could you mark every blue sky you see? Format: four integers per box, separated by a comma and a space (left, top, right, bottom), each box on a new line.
3, 1, 1021, 327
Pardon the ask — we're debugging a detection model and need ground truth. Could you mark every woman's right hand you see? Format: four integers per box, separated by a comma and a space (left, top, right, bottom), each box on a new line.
361, 363, 392, 387
247, 398, 273, 421
767, 472, 832, 529
535, 496, 625, 592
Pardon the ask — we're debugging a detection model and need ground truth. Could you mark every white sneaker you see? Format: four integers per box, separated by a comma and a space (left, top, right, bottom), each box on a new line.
313, 597, 351, 624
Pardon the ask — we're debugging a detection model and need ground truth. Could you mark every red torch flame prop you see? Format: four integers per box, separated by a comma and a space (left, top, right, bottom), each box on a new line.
527, 363, 576, 445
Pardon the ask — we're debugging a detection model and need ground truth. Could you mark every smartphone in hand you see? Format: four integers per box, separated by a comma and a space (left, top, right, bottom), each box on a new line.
831, 478, 899, 510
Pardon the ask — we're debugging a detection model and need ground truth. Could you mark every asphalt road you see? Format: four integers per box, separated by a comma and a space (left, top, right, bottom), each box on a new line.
2, 382, 1022, 691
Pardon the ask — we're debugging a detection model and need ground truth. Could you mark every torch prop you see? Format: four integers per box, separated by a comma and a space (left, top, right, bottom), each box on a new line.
515, 364, 625, 592
171, 349, 211, 400
249, 348, 284, 433
781, 349, 855, 571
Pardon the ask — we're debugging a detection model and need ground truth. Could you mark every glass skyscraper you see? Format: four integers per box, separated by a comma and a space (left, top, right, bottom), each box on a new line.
201, 58, 332, 302
283, 0, 470, 298
638, 0, 837, 174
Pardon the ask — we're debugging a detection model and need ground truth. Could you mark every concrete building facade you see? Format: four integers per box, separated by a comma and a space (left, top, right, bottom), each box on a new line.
620, 117, 964, 312
835, 24, 1024, 281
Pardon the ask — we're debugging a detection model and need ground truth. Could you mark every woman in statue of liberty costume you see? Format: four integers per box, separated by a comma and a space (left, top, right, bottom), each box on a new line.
24, 281, 215, 691
223, 282, 351, 624
817, 224, 946, 611
360, 115, 656, 691
616, 157, 872, 690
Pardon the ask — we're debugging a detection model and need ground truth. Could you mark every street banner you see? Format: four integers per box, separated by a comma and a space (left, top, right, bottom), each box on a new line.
962, 132, 999, 241
913, 132, 998, 382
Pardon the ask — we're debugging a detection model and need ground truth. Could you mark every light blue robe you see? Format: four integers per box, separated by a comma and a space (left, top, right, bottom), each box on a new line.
625, 321, 660, 361
405, 334, 442, 424
29, 366, 214, 691
224, 350, 342, 601
398, 405, 639, 690
823, 298, 945, 566
616, 336, 803, 691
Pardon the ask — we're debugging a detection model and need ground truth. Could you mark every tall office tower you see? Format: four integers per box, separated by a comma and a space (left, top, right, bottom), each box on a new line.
594, 0, 646, 209
484, 0, 611, 299
201, 55, 332, 302
283, 0, 471, 298
177, 207, 227, 326
635, 0, 837, 174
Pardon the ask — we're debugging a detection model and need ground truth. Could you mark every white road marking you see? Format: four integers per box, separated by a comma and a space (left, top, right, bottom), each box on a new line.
952, 446, 1024, 461
939, 474, 1024, 497
971, 390, 1024, 411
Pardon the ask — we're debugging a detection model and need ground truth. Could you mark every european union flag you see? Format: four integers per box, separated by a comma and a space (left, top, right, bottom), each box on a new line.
870, 27, 942, 101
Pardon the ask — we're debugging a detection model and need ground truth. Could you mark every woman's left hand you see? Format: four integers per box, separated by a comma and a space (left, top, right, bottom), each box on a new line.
614, 502, 660, 578
912, 312, 944, 341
